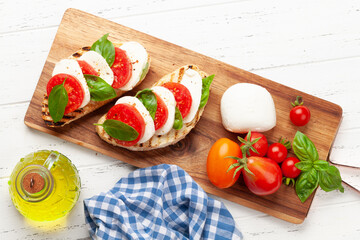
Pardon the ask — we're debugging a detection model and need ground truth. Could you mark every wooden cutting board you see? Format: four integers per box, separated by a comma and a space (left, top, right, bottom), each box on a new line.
24, 8, 342, 224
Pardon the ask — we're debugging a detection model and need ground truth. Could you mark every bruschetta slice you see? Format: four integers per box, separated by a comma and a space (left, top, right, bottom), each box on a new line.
96, 64, 214, 151
42, 34, 150, 127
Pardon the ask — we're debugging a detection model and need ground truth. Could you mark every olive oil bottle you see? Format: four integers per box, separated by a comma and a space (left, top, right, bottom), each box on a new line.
9, 150, 81, 221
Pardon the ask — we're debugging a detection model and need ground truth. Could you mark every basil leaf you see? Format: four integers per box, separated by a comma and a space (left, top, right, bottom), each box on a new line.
136, 89, 157, 120
199, 74, 214, 109
84, 74, 116, 101
318, 165, 344, 193
295, 161, 313, 171
91, 33, 115, 67
96, 119, 139, 141
173, 106, 183, 130
292, 131, 319, 162
48, 81, 68, 123
295, 168, 319, 203
140, 61, 149, 81
313, 160, 330, 171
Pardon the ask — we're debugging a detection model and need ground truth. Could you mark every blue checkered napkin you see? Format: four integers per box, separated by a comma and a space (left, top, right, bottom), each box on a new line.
84, 164, 242, 240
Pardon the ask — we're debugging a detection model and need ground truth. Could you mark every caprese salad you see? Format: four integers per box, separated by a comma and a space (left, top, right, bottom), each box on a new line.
96, 65, 214, 151
42, 33, 150, 127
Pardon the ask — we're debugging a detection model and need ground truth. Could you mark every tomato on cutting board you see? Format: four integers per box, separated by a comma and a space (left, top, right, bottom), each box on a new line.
77, 60, 99, 76
153, 93, 168, 130
111, 47, 133, 89
46, 73, 84, 114
207, 138, 242, 188
281, 157, 301, 179
163, 82, 192, 119
238, 131, 268, 157
106, 103, 145, 146
290, 96, 311, 126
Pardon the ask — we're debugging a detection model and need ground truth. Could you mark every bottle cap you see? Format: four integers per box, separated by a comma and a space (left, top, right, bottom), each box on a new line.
22, 172, 45, 194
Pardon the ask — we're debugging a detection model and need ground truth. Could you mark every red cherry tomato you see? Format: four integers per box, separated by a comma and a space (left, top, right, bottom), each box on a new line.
46, 73, 84, 114
242, 156, 282, 195
281, 157, 301, 178
207, 138, 242, 188
290, 96, 311, 126
111, 47, 133, 89
267, 143, 288, 163
153, 93, 168, 130
240, 132, 268, 157
106, 103, 145, 147
163, 82, 192, 119
77, 60, 99, 76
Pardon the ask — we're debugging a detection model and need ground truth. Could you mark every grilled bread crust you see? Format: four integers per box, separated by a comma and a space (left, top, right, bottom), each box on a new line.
42, 43, 151, 127
96, 64, 209, 151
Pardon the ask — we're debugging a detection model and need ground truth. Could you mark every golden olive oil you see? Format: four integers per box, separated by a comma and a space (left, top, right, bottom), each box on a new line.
9, 150, 81, 221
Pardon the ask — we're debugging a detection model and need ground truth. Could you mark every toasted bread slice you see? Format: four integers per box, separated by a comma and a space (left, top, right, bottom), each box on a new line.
42, 43, 151, 127
96, 64, 209, 151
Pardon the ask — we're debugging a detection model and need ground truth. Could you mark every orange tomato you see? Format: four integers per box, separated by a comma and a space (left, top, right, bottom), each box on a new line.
206, 138, 241, 188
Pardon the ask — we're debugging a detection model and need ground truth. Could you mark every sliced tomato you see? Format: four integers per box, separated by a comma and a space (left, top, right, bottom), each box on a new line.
111, 47, 132, 89
77, 60, 99, 76
106, 103, 145, 146
163, 82, 192, 118
153, 93, 168, 130
46, 73, 84, 114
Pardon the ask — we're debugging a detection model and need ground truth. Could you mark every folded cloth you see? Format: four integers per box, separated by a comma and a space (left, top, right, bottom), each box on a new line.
84, 164, 243, 240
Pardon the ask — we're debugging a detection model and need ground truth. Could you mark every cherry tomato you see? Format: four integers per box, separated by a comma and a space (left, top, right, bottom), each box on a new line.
106, 103, 145, 147
281, 157, 301, 178
207, 138, 242, 188
240, 132, 268, 157
267, 143, 288, 163
111, 47, 132, 89
46, 74, 84, 114
242, 156, 282, 195
163, 82, 192, 119
153, 93, 168, 130
77, 60, 99, 76
290, 96, 311, 126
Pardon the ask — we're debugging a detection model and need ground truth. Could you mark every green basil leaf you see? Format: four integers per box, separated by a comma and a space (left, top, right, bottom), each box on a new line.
295, 161, 313, 171
48, 81, 68, 123
199, 74, 215, 109
318, 165, 344, 193
84, 74, 116, 101
313, 160, 330, 171
136, 89, 157, 120
295, 168, 319, 203
140, 61, 150, 81
95, 119, 139, 141
173, 106, 183, 130
292, 131, 319, 162
91, 33, 115, 67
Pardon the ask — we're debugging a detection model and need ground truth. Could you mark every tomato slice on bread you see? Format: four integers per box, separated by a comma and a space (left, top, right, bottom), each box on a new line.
106, 103, 145, 146
46, 74, 84, 114
77, 60, 99, 76
153, 93, 169, 130
163, 82, 192, 119
111, 47, 133, 89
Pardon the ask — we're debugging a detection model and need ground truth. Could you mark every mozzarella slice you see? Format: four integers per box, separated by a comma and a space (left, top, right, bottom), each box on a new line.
79, 51, 114, 86
220, 83, 276, 133
151, 86, 176, 135
52, 59, 90, 108
119, 42, 148, 91
180, 69, 203, 123
115, 96, 155, 144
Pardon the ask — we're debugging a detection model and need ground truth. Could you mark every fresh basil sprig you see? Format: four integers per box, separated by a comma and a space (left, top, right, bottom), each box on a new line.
48, 80, 68, 123
199, 75, 214, 109
136, 89, 157, 120
84, 74, 116, 101
292, 131, 344, 203
173, 106, 183, 130
95, 119, 139, 141
91, 33, 115, 67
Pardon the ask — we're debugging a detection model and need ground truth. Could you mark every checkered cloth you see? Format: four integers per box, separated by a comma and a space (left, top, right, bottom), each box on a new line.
84, 164, 242, 240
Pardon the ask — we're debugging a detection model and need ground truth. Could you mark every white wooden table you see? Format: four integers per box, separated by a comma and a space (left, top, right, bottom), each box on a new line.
1, 0, 360, 239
